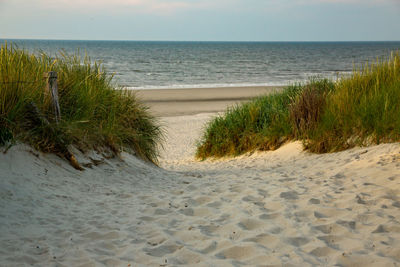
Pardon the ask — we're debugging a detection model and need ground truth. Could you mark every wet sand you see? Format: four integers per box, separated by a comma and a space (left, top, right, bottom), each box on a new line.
135, 86, 283, 116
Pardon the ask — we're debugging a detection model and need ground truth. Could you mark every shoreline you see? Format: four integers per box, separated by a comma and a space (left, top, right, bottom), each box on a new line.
135, 85, 283, 116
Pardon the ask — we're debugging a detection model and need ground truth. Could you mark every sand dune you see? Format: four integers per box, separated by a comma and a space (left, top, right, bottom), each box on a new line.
1, 112, 400, 266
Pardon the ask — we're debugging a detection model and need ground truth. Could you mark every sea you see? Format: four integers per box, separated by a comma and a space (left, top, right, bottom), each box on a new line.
2, 39, 400, 89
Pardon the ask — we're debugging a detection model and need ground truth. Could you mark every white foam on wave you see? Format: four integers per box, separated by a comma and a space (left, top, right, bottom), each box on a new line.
124, 82, 287, 90
120, 70, 354, 90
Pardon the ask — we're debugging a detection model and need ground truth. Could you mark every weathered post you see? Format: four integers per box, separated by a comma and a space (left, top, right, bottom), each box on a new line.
44, 71, 61, 123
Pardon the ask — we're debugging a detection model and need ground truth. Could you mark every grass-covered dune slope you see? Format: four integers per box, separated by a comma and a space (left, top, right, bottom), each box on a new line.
0, 43, 162, 165
197, 52, 400, 159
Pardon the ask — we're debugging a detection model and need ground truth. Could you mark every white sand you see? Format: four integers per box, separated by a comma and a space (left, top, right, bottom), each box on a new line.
1, 113, 400, 266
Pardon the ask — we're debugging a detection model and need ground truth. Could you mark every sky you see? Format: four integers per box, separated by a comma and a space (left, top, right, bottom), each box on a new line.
0, 0, 399, 41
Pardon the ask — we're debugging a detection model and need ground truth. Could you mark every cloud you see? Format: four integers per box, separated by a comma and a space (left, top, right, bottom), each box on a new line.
21, 0, 217, 15
252, 0, 400, 14
1, 0, 397, 18
296, 0, 396, 5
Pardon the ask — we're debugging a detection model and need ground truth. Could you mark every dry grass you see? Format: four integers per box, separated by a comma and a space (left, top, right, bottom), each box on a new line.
289, 79, 334, 138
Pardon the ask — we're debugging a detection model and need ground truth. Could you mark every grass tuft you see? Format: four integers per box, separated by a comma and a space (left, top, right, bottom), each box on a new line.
0, 42, 163, 164
289, 79, 334, 139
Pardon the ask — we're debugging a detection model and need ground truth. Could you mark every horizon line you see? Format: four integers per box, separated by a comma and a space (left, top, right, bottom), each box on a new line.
1, 38, 400, 43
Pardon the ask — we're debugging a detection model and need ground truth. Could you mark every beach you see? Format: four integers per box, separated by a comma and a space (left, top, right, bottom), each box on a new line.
135, 86, 282, 116
1, 87, 400, 266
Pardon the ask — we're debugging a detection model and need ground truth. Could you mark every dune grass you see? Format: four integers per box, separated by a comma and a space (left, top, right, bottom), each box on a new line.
197, 52, 400, 159
0, 42, 162, 164
196, 85, 301, 158
305, 52, 400, 152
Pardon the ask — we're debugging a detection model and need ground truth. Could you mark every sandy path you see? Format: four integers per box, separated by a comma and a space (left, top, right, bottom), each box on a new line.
156, 114, 400, 266
1, 113, 400, 266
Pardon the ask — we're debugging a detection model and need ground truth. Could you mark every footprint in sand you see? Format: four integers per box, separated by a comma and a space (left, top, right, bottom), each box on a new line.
81, 231, 119, 240
286, 237, 310, 247
279, 191, 299, 200
194, 196, 213, 205
269, 227, 283, 234
154, 208, 169, 215
179, 208, 194, 216
198, 241, 218, 254
336, 220, 356, 231
215, 245, 257, 261
168, 219, 180, 228
259, 213, 280, 220
143, 243, 182, 257
257, 189, 269, 197
138, 216, 157, 222
314, 211, 329, 219
317, 235, 342, 249
213, 213, 230, 224
147, 236, 166, 246
243, 233, 280, 248
313, 223, 340, 234
308, 246, 336, 257
179, 207, 211, 217
198, 224, 219, 237
294, 210, 312, 220
372, 224, 389, 233
242, 196, 265, 207
229, 185, 245, 193
238, 219, 264, 231
207, 201, 222, 208
393, 201, 400, 208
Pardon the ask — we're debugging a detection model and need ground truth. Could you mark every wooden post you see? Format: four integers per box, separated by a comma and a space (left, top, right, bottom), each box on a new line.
44, 71, 61, 123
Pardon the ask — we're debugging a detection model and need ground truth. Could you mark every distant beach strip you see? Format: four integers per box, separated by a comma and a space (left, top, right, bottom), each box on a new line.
136, 86, 283, 116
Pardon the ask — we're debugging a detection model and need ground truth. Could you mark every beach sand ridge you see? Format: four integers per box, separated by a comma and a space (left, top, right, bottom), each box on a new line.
1, 111, 400, 266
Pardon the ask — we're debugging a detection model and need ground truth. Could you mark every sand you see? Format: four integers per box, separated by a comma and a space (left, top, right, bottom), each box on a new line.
1, 87, 400, 266
135, 86, 282, 116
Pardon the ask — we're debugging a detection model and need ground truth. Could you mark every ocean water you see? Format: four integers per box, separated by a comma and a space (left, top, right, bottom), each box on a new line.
3, 40, 400, 89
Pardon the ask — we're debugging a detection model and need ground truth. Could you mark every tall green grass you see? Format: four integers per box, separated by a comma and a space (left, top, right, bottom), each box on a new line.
305, 52, 400, 152
196, 85, 302, 158
197, 52, 400, 159
0, 43, 162, 164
